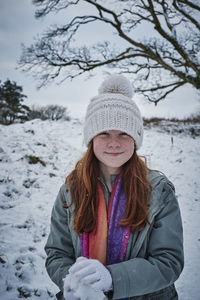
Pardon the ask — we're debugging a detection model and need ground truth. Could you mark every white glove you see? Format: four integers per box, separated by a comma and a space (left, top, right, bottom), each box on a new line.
63, 274, 79, 300
64, 290, 79, 300
69, 257, 113, 292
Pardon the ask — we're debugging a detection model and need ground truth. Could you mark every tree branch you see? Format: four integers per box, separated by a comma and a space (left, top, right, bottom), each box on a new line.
147, 0, 200, 75
178, 0, 200, 11
33, 0, 80, 18
173, 0, 200, 31
139, 80, 186, 105
19, 0, 200, 103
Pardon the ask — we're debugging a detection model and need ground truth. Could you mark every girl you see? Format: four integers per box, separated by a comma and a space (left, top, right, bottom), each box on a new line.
45, 74, 184, 300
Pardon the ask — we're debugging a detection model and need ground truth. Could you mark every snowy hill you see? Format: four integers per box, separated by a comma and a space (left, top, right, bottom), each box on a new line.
0, 119, 200, 300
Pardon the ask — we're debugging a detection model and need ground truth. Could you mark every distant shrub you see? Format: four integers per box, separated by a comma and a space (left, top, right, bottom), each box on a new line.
28, 104, 71, 121
143, 117, 164, 126
181, 112, 200, 124
28, 105, 42, 120
143, 112, 200, 126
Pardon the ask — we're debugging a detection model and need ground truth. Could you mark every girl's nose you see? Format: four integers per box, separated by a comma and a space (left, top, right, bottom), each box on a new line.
108, 137, 120, 148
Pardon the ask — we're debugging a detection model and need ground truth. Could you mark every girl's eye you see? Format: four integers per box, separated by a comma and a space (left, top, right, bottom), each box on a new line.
99, 132, 109, 136
120, 132, 128, 136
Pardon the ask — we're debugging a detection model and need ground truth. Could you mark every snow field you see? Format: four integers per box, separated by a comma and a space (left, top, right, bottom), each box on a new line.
0, 119, 199, 299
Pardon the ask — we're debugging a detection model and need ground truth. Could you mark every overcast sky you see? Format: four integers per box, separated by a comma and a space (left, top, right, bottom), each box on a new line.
0, 0, 199, 119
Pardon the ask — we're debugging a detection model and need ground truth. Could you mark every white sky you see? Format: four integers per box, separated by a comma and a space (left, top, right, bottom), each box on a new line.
0, 0, 199, 119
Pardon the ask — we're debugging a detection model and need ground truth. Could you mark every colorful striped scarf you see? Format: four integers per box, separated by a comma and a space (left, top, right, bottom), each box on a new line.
80, 175, 130, 298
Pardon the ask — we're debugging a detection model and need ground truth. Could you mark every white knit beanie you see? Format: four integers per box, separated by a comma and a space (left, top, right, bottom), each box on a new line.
83, 74, 143, 149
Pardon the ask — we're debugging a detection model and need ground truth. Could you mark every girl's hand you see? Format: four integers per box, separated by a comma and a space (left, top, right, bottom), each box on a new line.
63, 274, 80, 300
63, 290, 80, 300
69, 257, 113, 292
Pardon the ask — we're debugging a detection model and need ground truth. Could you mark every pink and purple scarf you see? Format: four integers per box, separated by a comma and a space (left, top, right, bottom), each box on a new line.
80, 175, 130, 298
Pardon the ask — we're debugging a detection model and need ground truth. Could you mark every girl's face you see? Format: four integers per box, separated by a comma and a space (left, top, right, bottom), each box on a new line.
93, 130, 135, 175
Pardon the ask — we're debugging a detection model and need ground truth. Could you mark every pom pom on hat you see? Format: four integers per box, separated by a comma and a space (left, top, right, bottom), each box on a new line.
98, 74, 133, 98
83, 74, 144, 149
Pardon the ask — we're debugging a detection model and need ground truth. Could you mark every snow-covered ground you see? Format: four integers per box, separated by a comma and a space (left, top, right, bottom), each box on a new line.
0, 119, 199, 300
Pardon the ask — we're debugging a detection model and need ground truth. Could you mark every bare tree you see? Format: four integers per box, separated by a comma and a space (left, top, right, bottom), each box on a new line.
19, 0, 200, 104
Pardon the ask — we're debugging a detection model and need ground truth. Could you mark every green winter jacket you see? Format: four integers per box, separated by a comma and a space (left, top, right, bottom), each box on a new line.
44, 170, 184, 300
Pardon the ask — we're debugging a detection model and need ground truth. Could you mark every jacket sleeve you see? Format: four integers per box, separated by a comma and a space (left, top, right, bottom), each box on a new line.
44, 185, 75, 291
107, 181, 184, 299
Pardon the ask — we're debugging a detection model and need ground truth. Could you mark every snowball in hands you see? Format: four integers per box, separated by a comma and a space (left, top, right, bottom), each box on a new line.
69, 257, 113, 292
63, 274, 79, 300
63, 287, 79, 300
63, 272, 108, 300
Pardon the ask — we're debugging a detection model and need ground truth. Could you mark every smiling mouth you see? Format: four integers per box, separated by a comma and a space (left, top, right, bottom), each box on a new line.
105, 152, 123, 156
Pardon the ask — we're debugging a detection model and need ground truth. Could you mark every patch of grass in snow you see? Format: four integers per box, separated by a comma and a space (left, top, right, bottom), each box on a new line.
24, 155, 46, 167
0, 256, 7, 264
23, 179, 37, 189
18, 286, 31, 298
49, 173, 56, 177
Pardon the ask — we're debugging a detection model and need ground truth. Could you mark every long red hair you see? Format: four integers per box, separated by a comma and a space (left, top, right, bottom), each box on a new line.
66, 142, 151, 235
